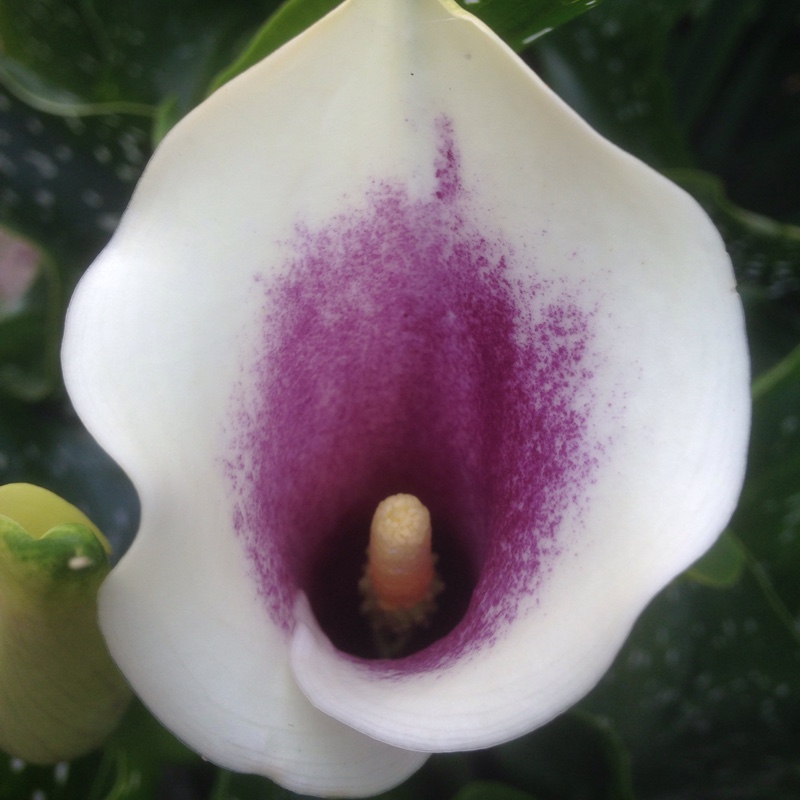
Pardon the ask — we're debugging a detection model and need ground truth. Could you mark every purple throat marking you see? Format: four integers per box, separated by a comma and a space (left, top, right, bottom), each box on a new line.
228, 116, 600, 673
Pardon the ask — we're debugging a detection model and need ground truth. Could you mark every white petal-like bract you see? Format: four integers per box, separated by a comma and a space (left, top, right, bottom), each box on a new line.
62, 0, 749, 795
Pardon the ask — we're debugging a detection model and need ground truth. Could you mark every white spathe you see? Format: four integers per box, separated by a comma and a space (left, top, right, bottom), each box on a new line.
62, 0, 750, 796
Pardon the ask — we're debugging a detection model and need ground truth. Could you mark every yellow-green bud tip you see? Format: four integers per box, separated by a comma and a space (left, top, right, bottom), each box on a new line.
0, 483, 131, 763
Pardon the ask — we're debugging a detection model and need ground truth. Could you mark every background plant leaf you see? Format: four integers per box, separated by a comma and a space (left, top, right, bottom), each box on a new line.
529, 0, 693, 169
685, 531, 746, 589
0, 0, 287, 124
667, 0, 800, 225
452, 782, 537, 800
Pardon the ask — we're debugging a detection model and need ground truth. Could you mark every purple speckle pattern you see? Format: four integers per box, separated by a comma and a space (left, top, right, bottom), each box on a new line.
228, 116, 601, 674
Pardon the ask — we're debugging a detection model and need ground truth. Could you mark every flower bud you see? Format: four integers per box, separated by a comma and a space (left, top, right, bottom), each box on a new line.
0, 483, 131, 763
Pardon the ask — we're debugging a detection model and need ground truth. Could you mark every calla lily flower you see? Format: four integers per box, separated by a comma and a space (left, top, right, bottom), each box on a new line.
61, 0, 749, 796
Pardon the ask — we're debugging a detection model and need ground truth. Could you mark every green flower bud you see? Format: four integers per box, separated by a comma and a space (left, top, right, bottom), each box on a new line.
0, 483, 131, 763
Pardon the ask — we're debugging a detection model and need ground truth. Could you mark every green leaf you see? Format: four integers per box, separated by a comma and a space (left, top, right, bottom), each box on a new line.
0, 88, 149, 288
483, 711, 634, 800
0, 55, 153, 118
465, 0, 610, 53
0, 701, 200, 800
667, 0, 766, 137
93, 701, 199, 800
533, 0, 799, 224
685, 531, 746, 588
667, 0, 800, 223
0, 87, 150, 398
452, 781, 537, 800
0, 0, 283, 124
0, 753, 105, 800
208, 0, 342, 95
210, 753, 475, 800
530, 0, 693, 169
728, 342, 800, 630
151, 95, 181, 148
582, 572, 800, 798
740, 285, 800, 380
210, 770, 315, 800
374, 754, 474, 800
663, 170, 800, 382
